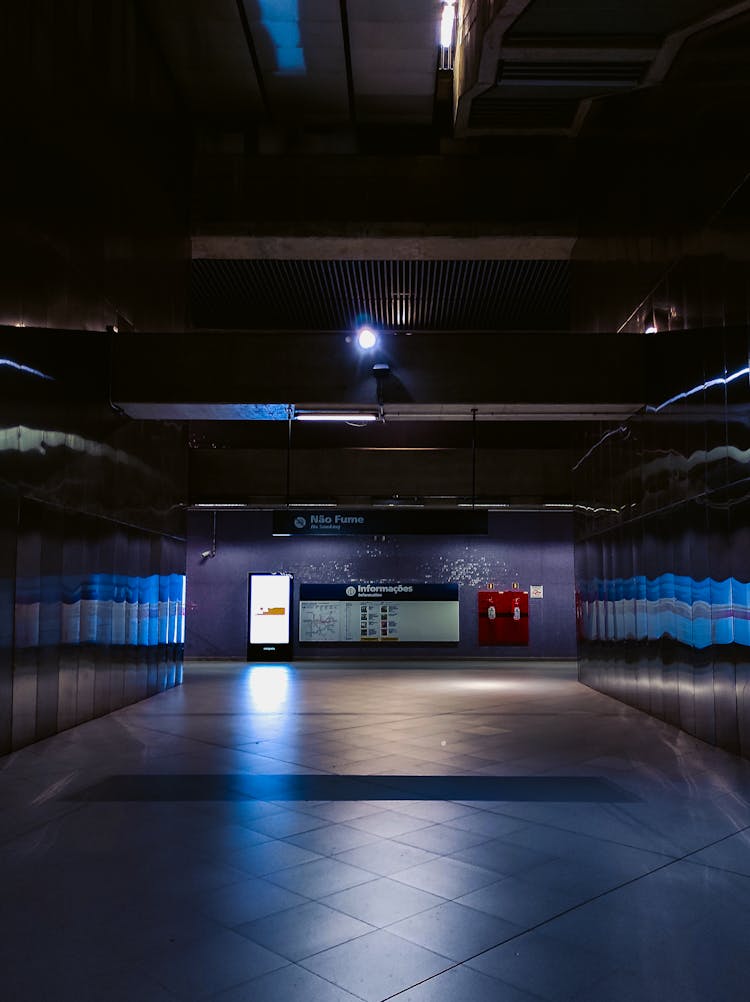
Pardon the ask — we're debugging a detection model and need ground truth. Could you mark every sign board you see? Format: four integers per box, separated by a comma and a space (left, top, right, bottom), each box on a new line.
530, 585, 544, 599
299, 582, 459, 643
273, 510, 487, 536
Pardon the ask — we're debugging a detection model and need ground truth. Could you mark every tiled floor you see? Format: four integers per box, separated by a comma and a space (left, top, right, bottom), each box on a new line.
3, 660, 750, 1001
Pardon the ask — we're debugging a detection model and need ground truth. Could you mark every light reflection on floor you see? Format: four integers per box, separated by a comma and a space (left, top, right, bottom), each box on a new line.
2, 659, 750, 1001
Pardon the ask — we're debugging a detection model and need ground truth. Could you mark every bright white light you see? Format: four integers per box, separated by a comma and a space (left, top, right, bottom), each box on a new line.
296, 412, 378, 422
440, 2, 455, 48
357, 327, 377, 350
644, 325, 658, 334
248, 666, 290, 712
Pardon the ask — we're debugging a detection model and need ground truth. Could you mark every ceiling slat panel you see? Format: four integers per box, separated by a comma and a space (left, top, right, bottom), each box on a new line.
191, 259, 571, 331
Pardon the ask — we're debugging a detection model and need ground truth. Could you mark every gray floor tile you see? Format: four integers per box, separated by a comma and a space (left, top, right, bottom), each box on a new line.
394, 964, 544, 1002
394, 822, 493, 854
195, 876, 311, 927
456, 876, 580, 926
245, 809, 331, 839
687, 828, 750, 876
445, 811, 530, 838
322, 876, 446, 926
450, 836, 554, 876
393, 856, 501, 898
225, 840, 323, 876
135, 929, 288, 1000
467, 930, 620, 1000
334, 837, 439, 875
392, 800, 479, 823
285, 822, 379, 855
237, 900, 373, 961
300, 929, 453, 1002
387, 900, 522, 961
264, 856, 375, 897
208, 963, 360, 1001
346, 809, 433, 837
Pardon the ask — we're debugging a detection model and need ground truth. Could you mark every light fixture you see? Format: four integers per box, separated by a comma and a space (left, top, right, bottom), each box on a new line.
295, 411, 378, 422
457, 502, 510, 509
644, 325, 658, 334
440, 1, 455, 48
191, 503, 249, 509
288, 502, 337, 508
357, 326, 377, 350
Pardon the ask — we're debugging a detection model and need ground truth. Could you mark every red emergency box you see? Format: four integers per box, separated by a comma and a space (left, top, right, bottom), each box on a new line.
478, 590, 529, 645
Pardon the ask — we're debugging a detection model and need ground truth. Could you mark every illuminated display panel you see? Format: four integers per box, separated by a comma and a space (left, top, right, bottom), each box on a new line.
249, 574, 292, 646
298, 583, 459, 643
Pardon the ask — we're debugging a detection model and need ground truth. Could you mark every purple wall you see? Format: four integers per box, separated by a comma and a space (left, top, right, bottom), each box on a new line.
186, 510, 576, 660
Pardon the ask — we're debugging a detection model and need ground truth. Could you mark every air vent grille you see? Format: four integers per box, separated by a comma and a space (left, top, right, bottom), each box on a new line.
499, 59, 649, 87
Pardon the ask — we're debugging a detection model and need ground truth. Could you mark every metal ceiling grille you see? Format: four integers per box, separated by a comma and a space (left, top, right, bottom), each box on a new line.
190, 259, 570, 331
467, 96, 579, 130
499, 60, 649, 87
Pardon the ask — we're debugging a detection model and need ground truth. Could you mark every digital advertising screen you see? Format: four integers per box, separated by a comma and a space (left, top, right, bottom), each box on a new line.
248, 574, 292, 653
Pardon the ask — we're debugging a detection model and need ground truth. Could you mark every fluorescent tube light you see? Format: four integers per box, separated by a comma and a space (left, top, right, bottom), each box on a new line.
440, 2, 455, 48
295, 412, 378, 422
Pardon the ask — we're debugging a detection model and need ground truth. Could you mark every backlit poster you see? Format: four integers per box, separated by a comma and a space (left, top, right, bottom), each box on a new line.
249, 574, 292, 648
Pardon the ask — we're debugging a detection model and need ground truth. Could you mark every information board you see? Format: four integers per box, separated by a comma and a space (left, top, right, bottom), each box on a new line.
299, 583, 459, 643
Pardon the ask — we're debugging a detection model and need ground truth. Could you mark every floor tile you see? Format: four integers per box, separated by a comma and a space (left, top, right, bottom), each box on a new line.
394, 822, 492, 854
237, 900, 372, 961
244, 809, 331, 839
208, 963, 360, 1001
263, 856, 374, 898
195, 876, 310, 927
393, 856, 501, 898
450, 836, 554, 876
467, 930, 619, 1000
387, 900, 522, 961
300, 929, 453, 1002
322, 876, 446, 926
687, 828, 750, 876
135, 928, 288, 1000
284, 822, 378, 855
346, 809, 433, 838
393, 963, 544, 1002
225, 840, 322, 876
456, 876, 580, 926
334, 837, 439, 875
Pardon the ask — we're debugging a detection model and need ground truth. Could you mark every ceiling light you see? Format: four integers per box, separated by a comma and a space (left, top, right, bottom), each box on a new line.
440, 1, 455, 48
288, 502, 337, 508
295, 411, 378, 422
357, 327, 377, 350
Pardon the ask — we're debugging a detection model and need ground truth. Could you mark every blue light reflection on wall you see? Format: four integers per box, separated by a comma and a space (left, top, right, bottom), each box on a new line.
14, 572, 186, 648
579, 574, 749, 649
248, 665, 291, 712
258, 0, 306, 74
0, 358, 53, 380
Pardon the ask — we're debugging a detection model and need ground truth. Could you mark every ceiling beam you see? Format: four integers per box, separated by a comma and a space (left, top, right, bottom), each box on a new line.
191, 234, 577, 260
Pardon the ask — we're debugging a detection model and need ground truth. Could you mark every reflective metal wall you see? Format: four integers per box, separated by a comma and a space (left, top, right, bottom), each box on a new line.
575, 330, 750, 757
0, 332, 187, 754
9, 500, 185, 751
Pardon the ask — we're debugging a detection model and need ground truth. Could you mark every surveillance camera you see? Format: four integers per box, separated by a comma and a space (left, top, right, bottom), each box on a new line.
201, 549, 212, 559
